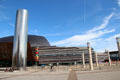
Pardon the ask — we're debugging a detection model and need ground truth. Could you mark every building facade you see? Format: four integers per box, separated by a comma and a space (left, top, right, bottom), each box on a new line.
32, 46, 95, 65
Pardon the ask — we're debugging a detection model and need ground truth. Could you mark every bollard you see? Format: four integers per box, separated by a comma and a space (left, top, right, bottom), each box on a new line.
95, 52, 99, 67
87, 42, 94, 70
107, 50, 111, 66
82, 52, 86, 68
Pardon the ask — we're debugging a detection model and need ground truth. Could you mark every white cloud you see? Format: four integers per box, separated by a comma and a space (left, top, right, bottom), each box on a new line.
118, 0, 120, 7
52, 29, 115, 46
93, 33, 120, 52
113, 12, 120, 20
87, 13, 114, 33
51, 13, 116, 52
105, 33, 120, 41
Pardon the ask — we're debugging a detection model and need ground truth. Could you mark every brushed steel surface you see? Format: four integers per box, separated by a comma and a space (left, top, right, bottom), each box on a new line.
12, 9, 28, 70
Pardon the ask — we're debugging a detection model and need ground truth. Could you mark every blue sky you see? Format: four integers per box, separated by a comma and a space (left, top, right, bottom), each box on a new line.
0, 0, 120, 52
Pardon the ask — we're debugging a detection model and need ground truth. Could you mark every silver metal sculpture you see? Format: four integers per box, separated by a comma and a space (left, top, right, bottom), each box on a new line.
12, 9, 28, 70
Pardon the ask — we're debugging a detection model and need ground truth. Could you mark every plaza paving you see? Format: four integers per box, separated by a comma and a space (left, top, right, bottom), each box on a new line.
0, 70, 120, 80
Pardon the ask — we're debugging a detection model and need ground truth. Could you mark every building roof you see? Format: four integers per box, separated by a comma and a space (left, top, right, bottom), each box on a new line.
0, 35, 50, 47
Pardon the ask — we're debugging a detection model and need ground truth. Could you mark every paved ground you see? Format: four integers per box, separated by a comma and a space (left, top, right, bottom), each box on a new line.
0, 70, 120, 80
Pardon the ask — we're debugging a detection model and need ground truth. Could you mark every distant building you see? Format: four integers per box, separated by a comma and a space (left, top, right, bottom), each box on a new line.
97, 51, 119, 63
32, 46, 95, 65
109, 51, 119, 61
97, 53, 108, 63
0, 35, 50, 66
0, 35, 95, 66
116, 37, 120, 58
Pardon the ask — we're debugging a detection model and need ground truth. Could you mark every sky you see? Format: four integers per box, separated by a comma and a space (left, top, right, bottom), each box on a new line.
0, 0, 120, 52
